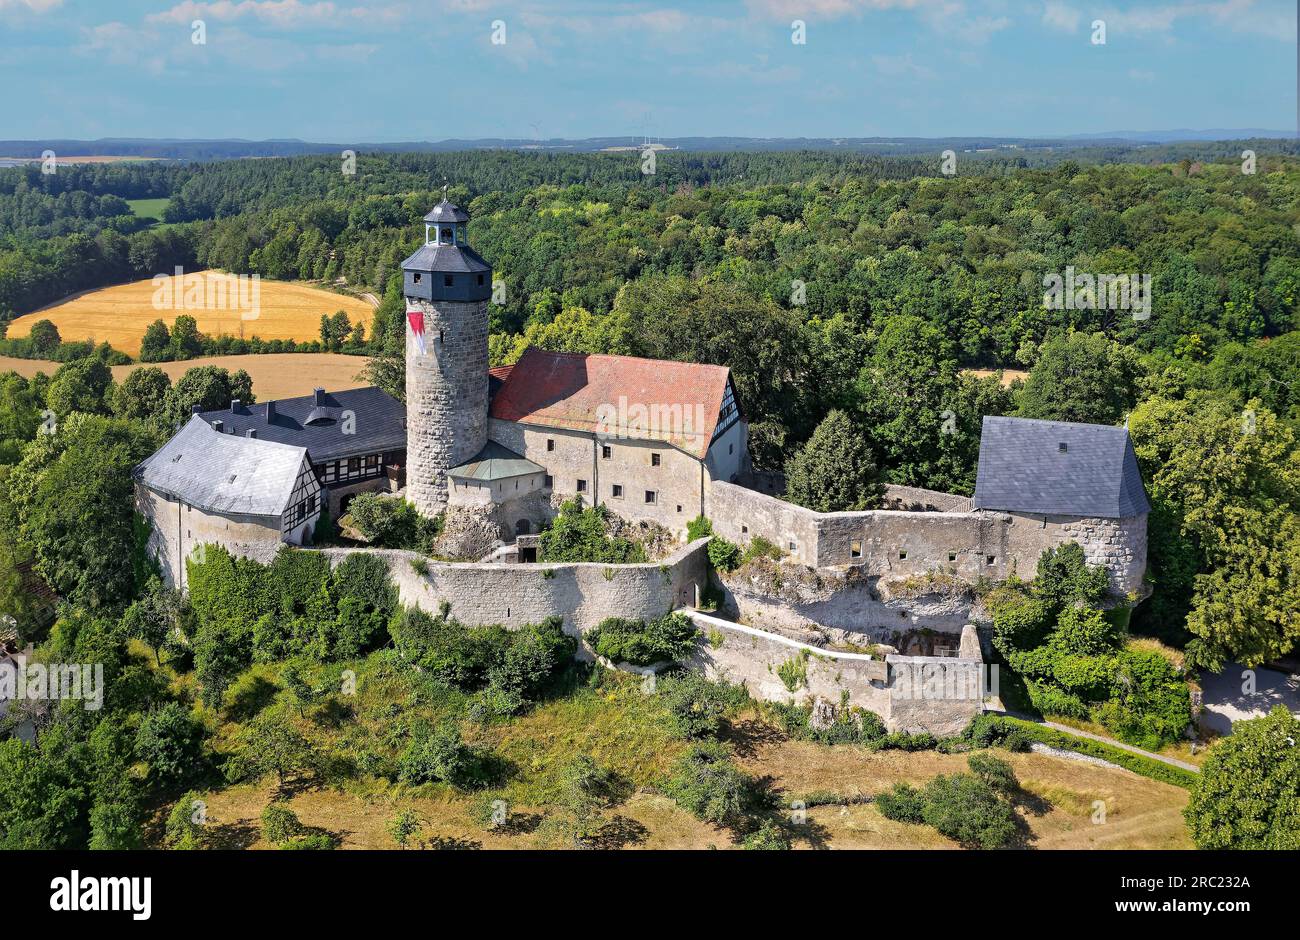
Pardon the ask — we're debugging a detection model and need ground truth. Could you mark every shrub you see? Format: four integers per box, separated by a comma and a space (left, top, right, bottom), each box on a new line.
740, 536, 783, 565
706, 536, 742, 572
343, 494, 439, 551
1185, 706, 1300, 849
663, 742, 755, 828
398, 722, 482, 788
538, 498, 646, 563
135, 703, 206, 786
686, 515, 713, 541
775, 649, 808, 692
741, 819, 791, 850
588, 613, 698, 666
966, 752, 1018, 794
261, 802, 302, 845
487, 616, 575, 702
656, 671, 748, 739
164, 793, 205, 850
763, 700, 888, 746
875, 783, 925, 823
1034, 541, 1110, 608
919, 773, 1019, 848
279, 832, 336, 850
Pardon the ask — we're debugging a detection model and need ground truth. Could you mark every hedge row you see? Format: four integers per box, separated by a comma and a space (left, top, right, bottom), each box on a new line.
989, 716, 1199, 789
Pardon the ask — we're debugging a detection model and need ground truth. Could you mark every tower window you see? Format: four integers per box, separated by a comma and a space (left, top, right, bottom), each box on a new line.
440, 227, 452, 243
611, 484, 623, 498
644, 490, 657, 504
439, 330, 445, 345
850, 540, 862, 559
601, 444, 611, 459
650, 453, 661, 467
413, 273, 422, 284
444, 275, 453, 288
546, 439, 555, 452
477, 274, 485, 286
544, 475, 553, 488
576, 479, 587, 493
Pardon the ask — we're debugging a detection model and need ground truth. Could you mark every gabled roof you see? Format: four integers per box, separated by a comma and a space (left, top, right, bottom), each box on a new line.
135, 416, 308, 518
197, 386, 405, 464
973, 416, 1151, 518
489, 348, 735, 459
449, 441, 546, 482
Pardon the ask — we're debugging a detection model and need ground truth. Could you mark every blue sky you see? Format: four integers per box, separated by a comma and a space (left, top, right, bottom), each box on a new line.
0, 0, 1294, 141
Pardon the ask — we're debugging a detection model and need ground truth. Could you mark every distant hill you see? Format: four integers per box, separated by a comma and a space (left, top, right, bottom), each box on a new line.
0, 132, 1294, 163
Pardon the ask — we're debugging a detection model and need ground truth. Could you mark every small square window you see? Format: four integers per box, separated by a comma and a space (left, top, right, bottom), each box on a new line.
612, 484, 623, 498
788, 541, 797, 551
601, 444, 612, 459
898, 550, 907, 560
576, 479, 588, 493
413, 272, 422, 284
644, 490, 657, 504
850, 540, 862, 559
1058, 442, 1068, 453
444, 275, 454, 287
650, 453, 661, 467
546, 439, 555, 452
741, 525, 748, 534
986, 555, 996, 566
948, 552, 957, 562
477, 274, 485, 286
676, 504, 683, 512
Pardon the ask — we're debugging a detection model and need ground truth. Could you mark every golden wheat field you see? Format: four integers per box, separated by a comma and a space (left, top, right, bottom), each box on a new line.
0, 353, 374, 402
7, 272, 375, 357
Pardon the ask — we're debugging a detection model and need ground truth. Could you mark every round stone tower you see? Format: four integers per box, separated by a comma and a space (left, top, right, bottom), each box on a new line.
400, 192, 493, 515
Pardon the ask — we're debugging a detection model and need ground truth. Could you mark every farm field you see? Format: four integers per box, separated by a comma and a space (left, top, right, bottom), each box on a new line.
6, 272, 375, 356
0, 352, 373, 401
127, 197, 170, 220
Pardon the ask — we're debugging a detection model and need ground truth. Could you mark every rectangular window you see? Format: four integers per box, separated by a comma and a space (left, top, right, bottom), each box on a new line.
413, 272, 422, 284
650, 453, 661, 467
948, 552, 957, 562
547, 439, 555, 452
611, 484, 623, 498
644, 490, 657, 504
898, 550, 907, 560
788, 541, 797, 551
577, 479, 588, 493
676, 505, 683, 513
986, 555, 996, 566
443, 274, 454, 287
741, 525, 748, 534
348, 457, 360, 474
601, 444, 612, 459
850, 540, 862, 559
476, 274, 485, 286
544, 475, 553, 488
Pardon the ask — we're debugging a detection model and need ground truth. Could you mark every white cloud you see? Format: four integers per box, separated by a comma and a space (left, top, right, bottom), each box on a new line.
744, 0, 1010, 44
1099, 0, 1295, 41
0, 0, 63, 11
1041, 1, 1080, 32
147, 0, 403, 30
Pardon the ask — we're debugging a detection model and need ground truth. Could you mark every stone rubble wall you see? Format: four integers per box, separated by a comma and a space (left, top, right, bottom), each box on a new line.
684, 611, 984, 737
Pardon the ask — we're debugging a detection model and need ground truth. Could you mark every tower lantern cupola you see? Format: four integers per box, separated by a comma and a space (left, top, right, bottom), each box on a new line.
401, 188, 493, 303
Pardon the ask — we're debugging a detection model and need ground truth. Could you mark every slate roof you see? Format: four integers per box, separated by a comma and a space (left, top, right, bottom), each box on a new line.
448, 441, 546, 482
134, 416, 307, 518
489, 348, 735, 460
401, 242, 492, 273
423, 199, 470, 223
973, 416, 1151, 518
197, 386, 406, 464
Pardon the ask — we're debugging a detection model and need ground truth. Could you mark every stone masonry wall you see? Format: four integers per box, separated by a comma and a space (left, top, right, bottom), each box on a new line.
684, 611, 984, 736
405, 297, 489, 515
314, 538, 710, 636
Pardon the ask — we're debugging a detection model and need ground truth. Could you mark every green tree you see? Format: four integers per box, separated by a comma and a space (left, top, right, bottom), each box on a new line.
138, 319, 172, 362
1017, 331, 1140, 425
46, 358, 113, 417
232, 711, 315, 789
386, 809, 422, 849
27, 319, 61, 357
135, 703, 206, 787
783, 409, 883, 512
1184, 706, 1300, 850
169, 315, 204, 360
164, 365, 255, 424
113, 367, 172, 423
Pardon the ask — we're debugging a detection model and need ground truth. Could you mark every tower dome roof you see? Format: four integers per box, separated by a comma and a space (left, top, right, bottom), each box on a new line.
423, 199, 470, 223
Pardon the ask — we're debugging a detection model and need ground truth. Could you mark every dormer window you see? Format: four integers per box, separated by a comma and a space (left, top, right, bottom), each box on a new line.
1058, 442, 1068, 453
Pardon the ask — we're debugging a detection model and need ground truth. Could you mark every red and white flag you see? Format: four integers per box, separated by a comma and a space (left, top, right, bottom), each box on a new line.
406, 306, 426, 355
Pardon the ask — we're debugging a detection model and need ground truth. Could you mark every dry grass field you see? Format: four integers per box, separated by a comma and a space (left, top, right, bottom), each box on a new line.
0, 353, 374, 402
7, 272, 375, 357
180, 712, 1193, 851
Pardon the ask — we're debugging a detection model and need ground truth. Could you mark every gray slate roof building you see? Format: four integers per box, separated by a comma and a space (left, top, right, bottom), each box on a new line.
973, 416, 1151, 518
197, 386, 406, 464
448, 441, 546, 482
134, 415, 309, 518
423, 199, 470, 223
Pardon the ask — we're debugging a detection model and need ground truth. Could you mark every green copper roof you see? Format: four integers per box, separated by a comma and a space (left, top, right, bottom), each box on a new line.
448, 441, 546, 482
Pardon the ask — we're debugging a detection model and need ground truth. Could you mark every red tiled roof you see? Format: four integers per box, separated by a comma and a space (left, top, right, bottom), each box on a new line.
489, 348, 733, 459
488, 364, 514, 382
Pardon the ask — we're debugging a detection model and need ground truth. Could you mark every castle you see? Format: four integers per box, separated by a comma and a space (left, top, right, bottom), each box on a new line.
135, 196, 1150, 606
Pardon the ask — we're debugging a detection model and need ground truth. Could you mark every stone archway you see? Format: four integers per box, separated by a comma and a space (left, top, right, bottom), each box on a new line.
515, 518, 531, 536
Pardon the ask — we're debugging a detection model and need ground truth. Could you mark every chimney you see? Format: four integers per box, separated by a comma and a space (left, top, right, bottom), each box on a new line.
231, 399, 242, 413
190, 404, 202, 415
212, 420, 223, 432
313, 387, 326, 406
245, 429, 257, 439
266, 400, 276, 421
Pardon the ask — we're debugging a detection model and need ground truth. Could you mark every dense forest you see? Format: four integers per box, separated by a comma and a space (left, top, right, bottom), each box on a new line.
0, 146, 1298, 850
